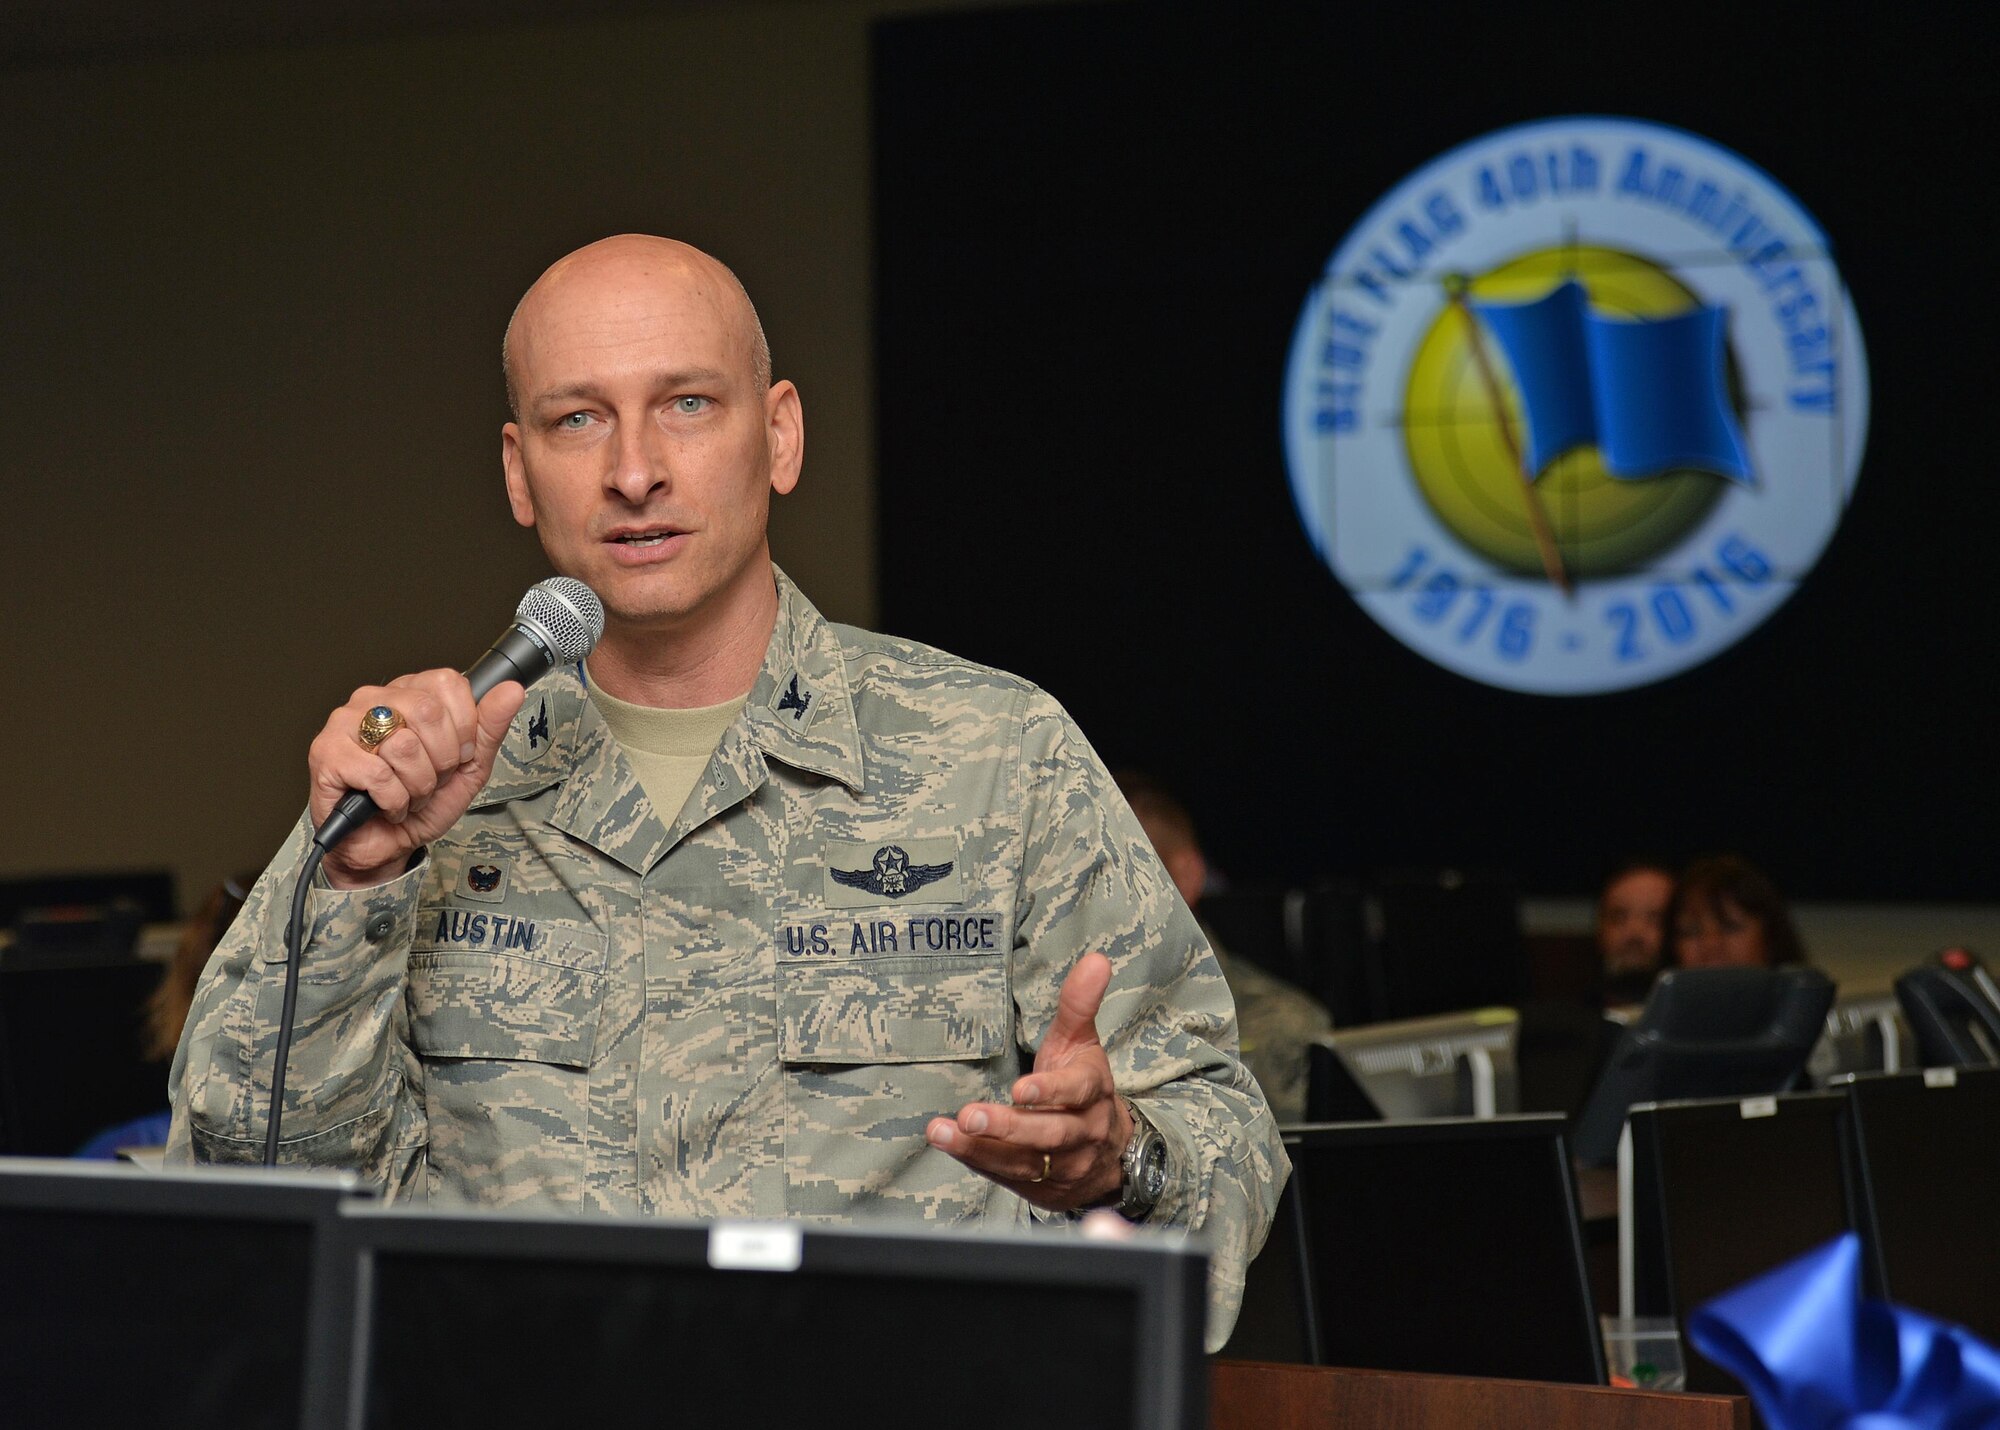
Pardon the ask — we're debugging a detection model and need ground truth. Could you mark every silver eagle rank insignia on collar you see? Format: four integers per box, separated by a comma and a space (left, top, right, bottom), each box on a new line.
513, 694, 555, 764
774, 672, 813, 725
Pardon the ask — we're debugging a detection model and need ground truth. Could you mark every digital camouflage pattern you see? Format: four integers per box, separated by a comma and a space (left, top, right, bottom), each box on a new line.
168, 567, 1286, 1347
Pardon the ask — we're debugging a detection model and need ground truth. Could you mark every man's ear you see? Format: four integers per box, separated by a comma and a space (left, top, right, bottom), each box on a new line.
502, 424, 536, 528
766, 379, 803, 497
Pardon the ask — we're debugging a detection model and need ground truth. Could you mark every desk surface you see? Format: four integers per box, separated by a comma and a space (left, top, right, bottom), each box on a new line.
1213, 1359, 1751, 1430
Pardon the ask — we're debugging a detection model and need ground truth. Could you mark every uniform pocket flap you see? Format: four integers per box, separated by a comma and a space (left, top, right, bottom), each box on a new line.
779, 958, 1007, 1065
407, 952, 600, 1067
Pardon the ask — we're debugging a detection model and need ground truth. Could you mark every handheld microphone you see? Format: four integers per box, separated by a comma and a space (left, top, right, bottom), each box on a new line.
313, 577, 605, 851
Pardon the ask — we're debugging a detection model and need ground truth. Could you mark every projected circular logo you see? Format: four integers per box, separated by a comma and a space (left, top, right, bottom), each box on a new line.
1282, 117, 1868, 694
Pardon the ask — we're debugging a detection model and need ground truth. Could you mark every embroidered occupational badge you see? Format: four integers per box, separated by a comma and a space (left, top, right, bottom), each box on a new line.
456, 860, 509, 904
830, 844, 954, 899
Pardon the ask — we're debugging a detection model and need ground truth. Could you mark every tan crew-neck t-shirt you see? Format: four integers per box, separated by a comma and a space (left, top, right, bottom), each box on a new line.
587, 675, 748, 826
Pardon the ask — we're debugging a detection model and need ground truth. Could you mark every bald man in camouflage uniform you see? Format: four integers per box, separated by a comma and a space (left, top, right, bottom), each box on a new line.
168, 235, 1284, 1348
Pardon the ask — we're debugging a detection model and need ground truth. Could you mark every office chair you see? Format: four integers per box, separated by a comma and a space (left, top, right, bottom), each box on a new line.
1571, 965, 1835, 1166
1895, 948, 2000, 1067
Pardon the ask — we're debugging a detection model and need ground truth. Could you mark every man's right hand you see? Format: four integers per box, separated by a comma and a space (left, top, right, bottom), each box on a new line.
307, 670, 527, 889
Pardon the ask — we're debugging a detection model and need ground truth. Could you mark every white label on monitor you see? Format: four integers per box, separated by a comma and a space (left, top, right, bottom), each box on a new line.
1739, 1096, 1779, 1119
708, 1222, 802, 1272
1924, 1067, 1959, 1088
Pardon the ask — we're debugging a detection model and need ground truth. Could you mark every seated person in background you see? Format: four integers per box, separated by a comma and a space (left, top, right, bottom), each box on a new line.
1118, 772, 1332, 1123
75, 873, 254, 1158
1597, 859, 1676, 1005
1669, 854, 1806, 969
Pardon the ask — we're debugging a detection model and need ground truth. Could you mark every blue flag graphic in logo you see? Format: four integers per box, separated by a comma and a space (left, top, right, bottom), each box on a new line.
1471, 280, 1752, 483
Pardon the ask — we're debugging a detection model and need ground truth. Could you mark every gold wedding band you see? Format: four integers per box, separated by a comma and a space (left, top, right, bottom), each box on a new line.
1029, 1153, 1050, 1184
357, 705, 405, 752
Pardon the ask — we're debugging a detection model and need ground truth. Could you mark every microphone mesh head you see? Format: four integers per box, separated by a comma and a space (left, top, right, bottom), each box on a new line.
516, 577, 605, 661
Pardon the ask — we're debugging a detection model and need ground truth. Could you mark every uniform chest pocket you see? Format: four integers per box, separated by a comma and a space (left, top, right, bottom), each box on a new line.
407, 916, 608, 1068
779, 957, 1008, 1065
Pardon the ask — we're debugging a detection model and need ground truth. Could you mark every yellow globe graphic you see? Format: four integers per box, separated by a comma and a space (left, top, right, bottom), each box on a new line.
1403, 247, 1737, 580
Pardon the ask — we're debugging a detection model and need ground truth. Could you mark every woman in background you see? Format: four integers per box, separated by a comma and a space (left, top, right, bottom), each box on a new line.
1669, 855, 1807, 969
73, 872, 252, 1158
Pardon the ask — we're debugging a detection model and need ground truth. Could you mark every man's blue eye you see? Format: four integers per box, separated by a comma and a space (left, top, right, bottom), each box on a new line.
559, 412, 591, 429
675, 396, 707, 415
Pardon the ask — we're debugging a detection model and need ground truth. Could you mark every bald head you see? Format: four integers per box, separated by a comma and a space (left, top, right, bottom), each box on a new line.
502, 235, 771, 419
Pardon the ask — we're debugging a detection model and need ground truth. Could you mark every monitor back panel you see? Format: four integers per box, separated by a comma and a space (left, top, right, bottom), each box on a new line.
0, 869, 177, 925
0, 1162, 356, 1430
336, 1213, 1205, 1430
0, 960, 166, 1155
1366, 869, 1527, 1020
1630, 1093, 1856, 1395
1844, 1068, 2000, 1341
1286, 1116, 1603, 1384
1224, 1170, 1317, 1363
1326, 1012, 1520, 1120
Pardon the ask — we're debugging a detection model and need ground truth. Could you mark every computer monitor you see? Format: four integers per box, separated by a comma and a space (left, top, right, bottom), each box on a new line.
1199, 881, 1371, 1025
1364, 866, 1528, 1021
2, 900, 147, 966
1224, 1171, 1319, 1363
323, 1208, 1207, 1430
1571, 965, 1835, 1166
0, 1159, 363, 1430
1836, 1067, 2000, 1342
0, 959, 168, 1155
1621, 1092, 1857, 1396
0, 869, 177, 926
1316, 1008, 1520, 1121
1303, 1041, 1384, 1122
1276, 1116, 1604, 1384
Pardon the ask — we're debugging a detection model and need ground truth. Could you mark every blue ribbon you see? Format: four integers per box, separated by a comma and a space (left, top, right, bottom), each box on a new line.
1688, 1234, 2000, 1429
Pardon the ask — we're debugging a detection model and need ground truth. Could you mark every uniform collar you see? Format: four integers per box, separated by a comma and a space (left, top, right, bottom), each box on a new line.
468, 564, 865, 874
474, 665, 589, 810
743, 564, 865, 793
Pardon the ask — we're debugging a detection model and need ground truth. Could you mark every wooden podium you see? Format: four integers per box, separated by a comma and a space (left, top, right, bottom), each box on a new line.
1212, 1360, 1751, 1430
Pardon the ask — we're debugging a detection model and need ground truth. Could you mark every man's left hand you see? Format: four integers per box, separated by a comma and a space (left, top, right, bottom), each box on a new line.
925, 951, 1133, 1212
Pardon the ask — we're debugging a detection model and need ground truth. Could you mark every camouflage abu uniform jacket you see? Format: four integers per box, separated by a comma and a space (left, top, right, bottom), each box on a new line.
167, 566, 1285, 1346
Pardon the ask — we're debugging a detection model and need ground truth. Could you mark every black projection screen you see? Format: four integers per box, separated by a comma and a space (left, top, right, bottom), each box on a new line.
872, 0, 1999, 899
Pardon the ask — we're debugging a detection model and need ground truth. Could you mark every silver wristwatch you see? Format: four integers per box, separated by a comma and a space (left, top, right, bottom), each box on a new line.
1117, 1101, 1169, 1221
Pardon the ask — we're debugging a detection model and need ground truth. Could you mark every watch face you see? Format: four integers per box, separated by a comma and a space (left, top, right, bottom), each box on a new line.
1139, 1137, 1168, 1198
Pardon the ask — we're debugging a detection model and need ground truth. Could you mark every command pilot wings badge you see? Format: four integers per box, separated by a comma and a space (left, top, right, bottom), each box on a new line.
831, 844, 954, 899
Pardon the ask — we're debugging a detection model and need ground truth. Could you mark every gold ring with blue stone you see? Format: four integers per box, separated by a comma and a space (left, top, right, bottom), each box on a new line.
357, 705, 405, 752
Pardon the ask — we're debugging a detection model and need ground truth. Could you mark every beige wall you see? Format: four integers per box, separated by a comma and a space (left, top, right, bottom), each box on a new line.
0, 2, 963, 908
